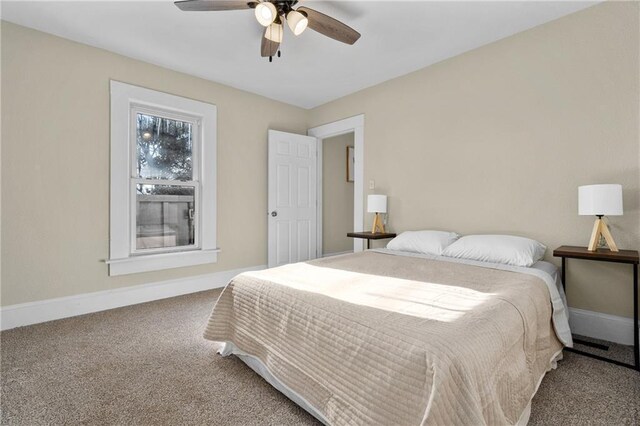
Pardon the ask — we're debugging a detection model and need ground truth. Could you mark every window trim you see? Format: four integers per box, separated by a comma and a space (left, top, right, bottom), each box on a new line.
107, 81, 218, 276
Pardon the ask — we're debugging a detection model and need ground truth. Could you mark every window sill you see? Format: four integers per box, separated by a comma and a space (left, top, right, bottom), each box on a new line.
106, 249, 220, 276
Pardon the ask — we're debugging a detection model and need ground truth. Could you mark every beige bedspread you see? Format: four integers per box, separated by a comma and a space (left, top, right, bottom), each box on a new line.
204, 251, 564, 425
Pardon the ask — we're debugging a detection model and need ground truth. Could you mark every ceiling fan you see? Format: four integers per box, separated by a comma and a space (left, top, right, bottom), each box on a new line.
174, 0, 361, 62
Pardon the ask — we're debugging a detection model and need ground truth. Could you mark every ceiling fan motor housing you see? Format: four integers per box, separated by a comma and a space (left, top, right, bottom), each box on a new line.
273, 1, 299, 14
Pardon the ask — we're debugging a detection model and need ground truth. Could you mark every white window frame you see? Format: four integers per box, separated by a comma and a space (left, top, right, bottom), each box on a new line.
107, 81, 218, 276
129, 105, 201, 255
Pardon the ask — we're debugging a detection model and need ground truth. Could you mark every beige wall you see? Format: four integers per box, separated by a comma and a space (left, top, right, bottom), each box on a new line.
0, 22, 3, 305
309, 2, 640, 318
322, 133, 354, 255
1, 22, 308, 306
2, 2, 639, 320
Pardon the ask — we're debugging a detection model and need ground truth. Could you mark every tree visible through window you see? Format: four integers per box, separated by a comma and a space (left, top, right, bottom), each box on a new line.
136, 113, 193, 186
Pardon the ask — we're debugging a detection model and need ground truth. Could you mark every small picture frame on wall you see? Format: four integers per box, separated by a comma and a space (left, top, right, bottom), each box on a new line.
347, 146, 355, 182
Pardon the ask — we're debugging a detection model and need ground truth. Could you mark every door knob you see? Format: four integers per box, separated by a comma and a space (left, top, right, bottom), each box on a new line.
271, 211, 278, 217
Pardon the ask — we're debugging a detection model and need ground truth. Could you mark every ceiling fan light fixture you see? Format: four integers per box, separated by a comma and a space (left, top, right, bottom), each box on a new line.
265, 21, 283, 43
255, 2, 277, 26
286, 10, 308, 36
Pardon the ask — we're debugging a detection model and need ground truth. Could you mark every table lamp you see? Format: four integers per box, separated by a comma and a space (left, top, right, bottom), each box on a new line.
368, 194, 387, 234
578, 184, 623, 252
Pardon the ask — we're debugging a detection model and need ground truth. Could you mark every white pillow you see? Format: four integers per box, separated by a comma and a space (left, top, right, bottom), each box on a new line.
386, 230, 460, 256
442, 234, 546, 267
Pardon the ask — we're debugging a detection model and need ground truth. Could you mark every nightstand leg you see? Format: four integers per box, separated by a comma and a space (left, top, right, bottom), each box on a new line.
561, 257, 566, 290
367, 240, 371, 250
634, 264, 639, 370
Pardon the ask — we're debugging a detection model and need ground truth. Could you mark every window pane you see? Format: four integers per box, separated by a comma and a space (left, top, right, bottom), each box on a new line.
136, 113, 193, 180
136, 184, 195, 250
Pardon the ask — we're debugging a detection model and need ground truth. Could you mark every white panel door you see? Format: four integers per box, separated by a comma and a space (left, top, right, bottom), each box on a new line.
268, 130, 317, 268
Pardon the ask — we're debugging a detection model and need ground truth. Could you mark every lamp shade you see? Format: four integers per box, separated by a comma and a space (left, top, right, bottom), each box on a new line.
287, 10, 308, 35
367, 195, 387, 213
255, 2, 277, 26
578, 184, 623, 216
265, 22, 283, 43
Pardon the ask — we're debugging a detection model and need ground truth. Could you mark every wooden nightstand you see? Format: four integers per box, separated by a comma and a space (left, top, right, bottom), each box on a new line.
553, 245, 639, 371
347, 232, 397, 250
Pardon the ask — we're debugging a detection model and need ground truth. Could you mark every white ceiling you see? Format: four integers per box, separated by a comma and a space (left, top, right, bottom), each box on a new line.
1, 1, 597, 109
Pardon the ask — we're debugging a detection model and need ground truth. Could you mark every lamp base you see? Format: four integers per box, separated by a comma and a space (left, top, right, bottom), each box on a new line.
371, 213, 386, 234
588, 217, 619, 252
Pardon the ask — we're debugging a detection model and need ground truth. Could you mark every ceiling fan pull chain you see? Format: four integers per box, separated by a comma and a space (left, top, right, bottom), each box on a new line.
269, 56, 273, 63
277, 50, 281, 58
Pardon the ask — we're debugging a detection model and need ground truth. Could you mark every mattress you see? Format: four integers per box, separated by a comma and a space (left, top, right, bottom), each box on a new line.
204, 249, 571, 425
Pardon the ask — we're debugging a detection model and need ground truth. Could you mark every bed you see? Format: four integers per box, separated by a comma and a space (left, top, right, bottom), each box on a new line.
204, 248, 572, 425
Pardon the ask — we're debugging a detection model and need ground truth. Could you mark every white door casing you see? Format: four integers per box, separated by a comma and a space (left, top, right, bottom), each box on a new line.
268, 130, 318, 268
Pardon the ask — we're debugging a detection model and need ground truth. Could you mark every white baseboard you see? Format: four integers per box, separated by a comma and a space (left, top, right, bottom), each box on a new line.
0, 265, 265, 331
569, 307, 639, 346
2, 272, 636, 347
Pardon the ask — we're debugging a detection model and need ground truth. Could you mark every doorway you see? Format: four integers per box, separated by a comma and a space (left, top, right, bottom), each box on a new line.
308, 114, 365, 255
321, 133, 355, 256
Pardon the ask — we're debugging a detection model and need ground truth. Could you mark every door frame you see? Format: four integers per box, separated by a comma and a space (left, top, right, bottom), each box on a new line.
308, 114, 365, 255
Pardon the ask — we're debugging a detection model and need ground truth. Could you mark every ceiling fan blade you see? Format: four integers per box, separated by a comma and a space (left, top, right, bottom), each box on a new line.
297, 6, 360, 45
261, 29, 280, 57
174, 0, 255, 12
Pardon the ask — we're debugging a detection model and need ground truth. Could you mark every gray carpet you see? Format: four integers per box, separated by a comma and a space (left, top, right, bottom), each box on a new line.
1, 289, 639, 425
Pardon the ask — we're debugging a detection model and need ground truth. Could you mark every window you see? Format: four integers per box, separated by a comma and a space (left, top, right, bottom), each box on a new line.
108, 81, 217, 276
133, 110, 197, 253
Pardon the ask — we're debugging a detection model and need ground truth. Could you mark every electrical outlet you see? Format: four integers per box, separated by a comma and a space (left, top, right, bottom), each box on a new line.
369, 180, 375, 190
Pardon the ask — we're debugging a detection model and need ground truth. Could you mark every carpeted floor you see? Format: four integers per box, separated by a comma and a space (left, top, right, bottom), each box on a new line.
1, 289, 639, 425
